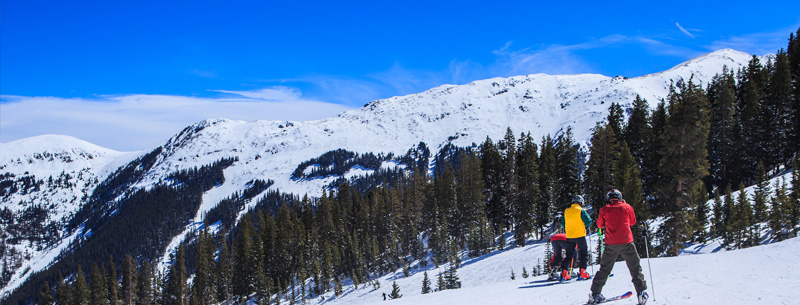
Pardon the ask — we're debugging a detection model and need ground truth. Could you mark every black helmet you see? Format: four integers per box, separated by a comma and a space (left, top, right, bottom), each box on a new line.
572, 195, 585, 206
606, 189, 622, 201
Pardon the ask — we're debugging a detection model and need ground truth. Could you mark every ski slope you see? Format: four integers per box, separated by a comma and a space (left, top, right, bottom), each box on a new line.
312, 235, 800, 305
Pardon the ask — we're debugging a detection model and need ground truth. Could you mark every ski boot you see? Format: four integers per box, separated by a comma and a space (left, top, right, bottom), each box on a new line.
560, 269, 571, 281
548, 268, 561, 281
587, 292, 606, 304
637, 291, 649, 305
578, 268, 591, 280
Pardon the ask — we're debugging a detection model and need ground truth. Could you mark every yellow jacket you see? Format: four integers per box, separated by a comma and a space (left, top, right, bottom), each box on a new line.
561, 204, 592, 238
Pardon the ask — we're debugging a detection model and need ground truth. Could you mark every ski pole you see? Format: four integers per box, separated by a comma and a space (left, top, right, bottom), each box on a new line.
641, 223, 655, 301
588, 230, 594, 274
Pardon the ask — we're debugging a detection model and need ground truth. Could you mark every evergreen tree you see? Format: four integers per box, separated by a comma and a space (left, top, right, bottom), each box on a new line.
481, 136, 506, 233
778, 178, 796, 239
791, 153, 800, 236
444, 265, 461, 289
455, 151, 485, 248
584, 124, 619, 210
722, 187, 736, 246
135, 261, 153, 305
436, 271, 445, 292
502, 128, 518, 232
215, 234, 232, 304
121, 255, 135, 305
190, 230, 215, 305
333, 276, 343, 297
766, 50, 795, 167
232, 216, 256, 299
74, 266, 90, 305
521, 266, 528, 279
607, 102, 625, 138
736, 56, 768, 184
40, 281, 54, 305
57, 274, 73, 305
707, 67, 738, 190
106, 257, 119, 305
657, 79, 711, 256
164, 245, 187, 305
90, 263, 107, 305
388, 281, 402, 299
712, 190, 725, 239
510, 268, 515, 280
728, 185, 754, 248
555, 128, 581, 211
753, 163, 770, 225
537, 135, 557, 237
643, 100, 668, 214
421, 271, 432, 294
624, 95, 650, 165
514, 133, 539, 244
769, 181, 787, 241
788, 29, 800, 155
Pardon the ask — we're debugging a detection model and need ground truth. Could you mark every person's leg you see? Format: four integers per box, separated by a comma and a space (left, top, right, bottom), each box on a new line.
620, 243, 647, 293
575, 236, 589, 270
590, 244, 622, 294
552, 241, 564, 269
561, 240, 577, 270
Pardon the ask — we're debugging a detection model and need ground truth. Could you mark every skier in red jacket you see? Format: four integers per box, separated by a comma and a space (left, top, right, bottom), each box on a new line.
588, 189, 648, 305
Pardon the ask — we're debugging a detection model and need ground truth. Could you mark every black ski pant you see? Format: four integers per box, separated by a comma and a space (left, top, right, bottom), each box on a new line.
550, 240, 575, 270
562, 236, 589, 270
590, 242, 647, 294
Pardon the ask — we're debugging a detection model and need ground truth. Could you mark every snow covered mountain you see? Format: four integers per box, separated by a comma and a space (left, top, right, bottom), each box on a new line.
0, 48, 764, 298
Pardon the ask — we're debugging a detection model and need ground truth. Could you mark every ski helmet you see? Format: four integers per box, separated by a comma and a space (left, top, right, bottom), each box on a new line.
572, 195, 585, 206
606, 189, 622, 201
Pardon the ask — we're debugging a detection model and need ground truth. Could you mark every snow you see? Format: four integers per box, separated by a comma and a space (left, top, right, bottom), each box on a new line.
306, 236, 800, 305
0, 48, 772, 297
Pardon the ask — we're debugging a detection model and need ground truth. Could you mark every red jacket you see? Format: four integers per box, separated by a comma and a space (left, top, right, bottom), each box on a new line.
550, 233, 567, 242
597, 199, 636, 245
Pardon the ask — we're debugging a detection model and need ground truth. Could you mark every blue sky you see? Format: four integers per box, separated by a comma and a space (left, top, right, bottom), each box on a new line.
2, 1, 799, 150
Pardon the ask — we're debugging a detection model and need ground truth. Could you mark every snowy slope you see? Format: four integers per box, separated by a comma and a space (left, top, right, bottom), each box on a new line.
316, 235, 800, 305
0, 48, 765, 297
0, 134, 133, 217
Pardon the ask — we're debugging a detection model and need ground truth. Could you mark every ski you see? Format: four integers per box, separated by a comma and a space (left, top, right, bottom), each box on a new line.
584, 291, 632, 304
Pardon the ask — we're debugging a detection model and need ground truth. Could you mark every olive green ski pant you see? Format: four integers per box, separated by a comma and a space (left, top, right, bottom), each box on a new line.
590, 242, 647, 294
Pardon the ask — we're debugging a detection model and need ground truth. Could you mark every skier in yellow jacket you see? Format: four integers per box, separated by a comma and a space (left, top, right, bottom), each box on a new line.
559, 195, 592, 280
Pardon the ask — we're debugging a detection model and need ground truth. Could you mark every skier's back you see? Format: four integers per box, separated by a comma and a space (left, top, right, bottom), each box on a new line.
588, 189, 648, 304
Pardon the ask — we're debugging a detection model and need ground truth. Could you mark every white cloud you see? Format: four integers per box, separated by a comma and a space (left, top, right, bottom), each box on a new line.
0, 89, 353, 151
675, 22, 696, 38
706, 25, 798, 56
213, 86, 302, 101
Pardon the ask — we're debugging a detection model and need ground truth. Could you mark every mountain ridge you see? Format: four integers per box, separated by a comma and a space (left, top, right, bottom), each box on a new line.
0, 48, 765, 299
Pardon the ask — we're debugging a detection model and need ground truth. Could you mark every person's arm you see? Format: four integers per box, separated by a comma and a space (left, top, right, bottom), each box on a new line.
596, 207, 605, 229
581, 209, 592, 228
628, 205, 636, 226
560, 214, 565, 230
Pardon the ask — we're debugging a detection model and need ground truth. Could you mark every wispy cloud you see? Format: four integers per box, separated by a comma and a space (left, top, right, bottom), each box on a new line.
0, 89, 352, 151
706, 24, 798, 55
675, 22, 696, 38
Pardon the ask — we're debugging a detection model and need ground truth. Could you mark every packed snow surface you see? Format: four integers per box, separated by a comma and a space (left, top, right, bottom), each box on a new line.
318, 235, 800, 305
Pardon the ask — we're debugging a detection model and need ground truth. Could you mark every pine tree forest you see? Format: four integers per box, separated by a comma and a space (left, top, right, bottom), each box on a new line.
29, 26, 800, 305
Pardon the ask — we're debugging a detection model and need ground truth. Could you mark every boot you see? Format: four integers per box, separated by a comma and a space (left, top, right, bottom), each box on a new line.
579, 268, 591, 279
548, 268, 560, 281
587, 292, 606, 304
561, 269, 571, 281
637, 291, 649, 305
